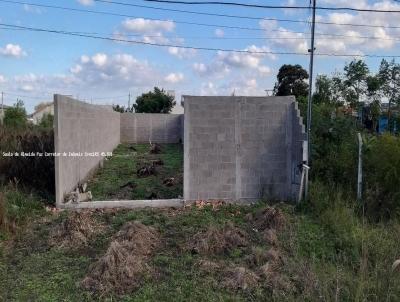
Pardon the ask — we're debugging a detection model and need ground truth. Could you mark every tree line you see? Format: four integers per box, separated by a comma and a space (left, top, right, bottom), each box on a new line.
274, 59, 400, 132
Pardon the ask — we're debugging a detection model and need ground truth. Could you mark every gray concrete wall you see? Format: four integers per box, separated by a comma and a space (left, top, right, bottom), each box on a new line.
184, 96, 305, 202
120, 113, 183, 143
54, 95, 121, 206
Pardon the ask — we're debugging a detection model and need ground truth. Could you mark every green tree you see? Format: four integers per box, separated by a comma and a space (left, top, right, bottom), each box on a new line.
133, 87, 175, 113
343, 59, 369, 108
38, 113, 54, 128
112, 104, 127, 113
273, 64, 309, 100
313, 75, 344, 106
3, 100, 27, 128
378, 59, 400, 131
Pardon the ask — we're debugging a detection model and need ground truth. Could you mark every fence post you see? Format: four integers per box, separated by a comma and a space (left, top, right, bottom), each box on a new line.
357, 133, 363, 200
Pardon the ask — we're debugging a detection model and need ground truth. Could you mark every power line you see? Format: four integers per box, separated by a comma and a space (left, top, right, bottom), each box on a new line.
2, 91, 52, 99
3, 24, 400, 43
141, 0, 400, 13
0, 0, 263, 32
3, 0, 400, 31
95, 0, 400, 30
2, 22, 400, 58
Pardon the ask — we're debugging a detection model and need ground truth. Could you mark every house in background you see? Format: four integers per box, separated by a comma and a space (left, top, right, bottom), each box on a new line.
30, 102, 54, 125
0, 104, 10, 124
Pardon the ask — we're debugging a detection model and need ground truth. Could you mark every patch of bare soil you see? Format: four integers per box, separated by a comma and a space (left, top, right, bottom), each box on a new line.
81, 221, 160, 296
49, 211, 103, 248
188, 222, 248, 255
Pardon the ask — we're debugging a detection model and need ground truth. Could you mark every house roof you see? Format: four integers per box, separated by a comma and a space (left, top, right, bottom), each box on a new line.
31, 102, 53, 116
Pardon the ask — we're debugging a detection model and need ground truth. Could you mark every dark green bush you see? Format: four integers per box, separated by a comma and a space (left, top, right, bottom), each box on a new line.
364, 134, 400, 220
0, 127, 54, 200
310, 103, 359, 191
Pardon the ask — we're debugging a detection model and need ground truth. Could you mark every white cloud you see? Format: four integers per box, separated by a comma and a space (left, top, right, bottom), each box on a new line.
167, 47, 197, 59
118, 18, 176, 44
0, 74, 6, 83
199, 76, 265, 96
193, 45, 273, 78
0, 44, 27, 58
164, 72, 184, 84
122, 18, 175, 34
77, 0, 94, 6
215, 28, 224, 37
260, 1, 400, 56
23, 4, 42, 14
70, 64, 82, 74
91, 53, 107, 67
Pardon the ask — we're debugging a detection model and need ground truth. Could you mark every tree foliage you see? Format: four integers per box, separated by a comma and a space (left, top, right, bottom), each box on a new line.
133, 87, 175, 113
3, 100, 27, 129
38, 113, 54, 128
273, 64, 309, 100
343, 60, 369, 107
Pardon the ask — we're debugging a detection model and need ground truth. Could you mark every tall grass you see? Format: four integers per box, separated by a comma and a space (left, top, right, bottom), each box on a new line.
0, 126, 54, 200
0, 183, 45, 237
294, 182, 400, 301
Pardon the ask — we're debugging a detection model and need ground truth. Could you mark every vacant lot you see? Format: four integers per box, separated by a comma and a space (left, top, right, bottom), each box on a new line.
1, 194, 399, 301
87, 144, 183, 201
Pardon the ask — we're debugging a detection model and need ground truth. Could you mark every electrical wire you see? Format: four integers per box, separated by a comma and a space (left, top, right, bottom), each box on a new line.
2, 0, 400, 30
3, 23, 400, 42
140, 0, 400, 13
1, 22, 400, 58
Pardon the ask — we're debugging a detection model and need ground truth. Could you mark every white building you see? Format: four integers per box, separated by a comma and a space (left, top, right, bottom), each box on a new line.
31, 102, 54, 125
0, 104, 10, 124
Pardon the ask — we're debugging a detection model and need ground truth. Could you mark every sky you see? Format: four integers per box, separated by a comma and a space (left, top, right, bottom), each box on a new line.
1, 0, 400, 113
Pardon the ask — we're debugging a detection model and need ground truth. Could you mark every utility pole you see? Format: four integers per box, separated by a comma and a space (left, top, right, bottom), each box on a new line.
128, 92, 131, 111
305, 0, 317, 199
1, 92, 4, 123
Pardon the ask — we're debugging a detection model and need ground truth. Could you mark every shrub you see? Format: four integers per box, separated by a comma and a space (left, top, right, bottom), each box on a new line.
364, 134, 400, 220
3, 101, 27, 129
38, 113, 54, 129
0, 126, 54, 199
0, 184, 44, 235
310, 103, 359, 191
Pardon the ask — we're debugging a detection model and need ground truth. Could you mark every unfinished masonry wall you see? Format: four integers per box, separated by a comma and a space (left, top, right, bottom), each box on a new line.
54, 95, 121, 206
184, 96, 305, 202
120, 113, 183, 143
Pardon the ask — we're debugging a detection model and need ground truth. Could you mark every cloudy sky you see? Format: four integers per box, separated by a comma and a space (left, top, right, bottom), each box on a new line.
1, 0, 400, 112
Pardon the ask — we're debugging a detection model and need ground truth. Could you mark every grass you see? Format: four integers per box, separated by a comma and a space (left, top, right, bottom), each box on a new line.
1, 184, 400, 301
87, 143, 183, 200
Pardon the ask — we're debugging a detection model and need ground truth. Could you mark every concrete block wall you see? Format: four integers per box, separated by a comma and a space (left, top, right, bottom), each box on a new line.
54, 95, 121, 206
120, 113, 183, 143
184, 96, 305, 202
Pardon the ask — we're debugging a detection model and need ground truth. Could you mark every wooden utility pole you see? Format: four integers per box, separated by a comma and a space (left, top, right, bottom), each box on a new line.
305, 0, 317, 199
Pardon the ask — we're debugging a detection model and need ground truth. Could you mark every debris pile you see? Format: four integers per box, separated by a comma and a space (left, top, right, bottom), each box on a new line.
64, 182, 93, 203
188, 222, 248, 255
81, 221, 160, 295
49, 211, 102, 248
149, 143, 161, 154
136, 165, 156, 178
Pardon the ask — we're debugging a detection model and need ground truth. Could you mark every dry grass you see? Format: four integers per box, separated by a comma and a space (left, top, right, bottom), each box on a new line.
0, 192, 7, 232
222, 266, 260, 291
81, 221, 160, 296
246, 206, 286, 232
49, 211, 104, 248
187, 222, 248, 255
